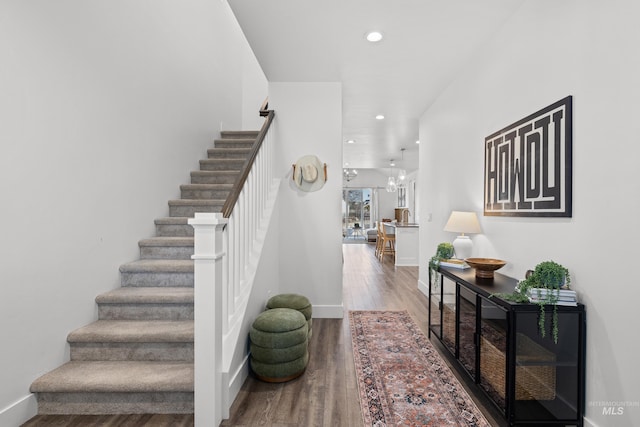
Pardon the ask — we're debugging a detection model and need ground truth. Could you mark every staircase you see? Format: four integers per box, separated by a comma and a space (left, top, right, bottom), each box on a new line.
30, 131, 259, 415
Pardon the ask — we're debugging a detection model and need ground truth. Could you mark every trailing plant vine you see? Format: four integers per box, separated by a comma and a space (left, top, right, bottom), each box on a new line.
492, 260, 570, 344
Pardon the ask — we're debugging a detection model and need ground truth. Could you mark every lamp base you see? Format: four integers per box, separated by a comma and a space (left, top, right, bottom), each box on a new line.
452, 235, 472, 260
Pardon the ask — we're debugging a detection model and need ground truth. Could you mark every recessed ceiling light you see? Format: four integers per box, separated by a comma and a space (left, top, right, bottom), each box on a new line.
375, 114, 385, 120
366, 31, 383, 42
416, 140, 420, 144
344, 162, 349, 167
346, 139, 355, 144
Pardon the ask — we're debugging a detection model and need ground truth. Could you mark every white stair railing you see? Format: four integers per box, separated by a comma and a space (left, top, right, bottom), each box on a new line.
189, 110, 275, 427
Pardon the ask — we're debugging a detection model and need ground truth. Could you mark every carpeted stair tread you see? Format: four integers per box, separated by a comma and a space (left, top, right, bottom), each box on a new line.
154, 217, 190, 226
119, 259, 193, 274
68, 320, 193, 343
190, 170, 240, 184
96, 287, 193, 304
169, 199, 226, 204
220, 130, 259, 139
30, 361, 193, 393
190, 170, 240, 177
138, 237, 194, 248
168, 199, 225, 207
168, 199, 225, 217
215, 137, 257, 144
199, 158, 246, 171
207, 148, 252, 158
179, 184, 234, 201
180, 183, 233, 191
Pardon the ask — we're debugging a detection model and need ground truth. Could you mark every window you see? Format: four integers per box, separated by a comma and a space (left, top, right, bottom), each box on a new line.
342, 188, 372, 238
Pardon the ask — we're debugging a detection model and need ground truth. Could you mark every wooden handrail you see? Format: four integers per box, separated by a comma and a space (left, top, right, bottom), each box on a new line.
259, 98, 270, 117
221, 110, 275, 218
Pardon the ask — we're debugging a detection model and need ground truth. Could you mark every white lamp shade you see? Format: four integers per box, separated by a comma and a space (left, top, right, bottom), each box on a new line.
443, 211, 482, 235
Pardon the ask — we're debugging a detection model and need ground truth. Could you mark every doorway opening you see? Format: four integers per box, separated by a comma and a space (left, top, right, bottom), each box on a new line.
342, 188, 373, 243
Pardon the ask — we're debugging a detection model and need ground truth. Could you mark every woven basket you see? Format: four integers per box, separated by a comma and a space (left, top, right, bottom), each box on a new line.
442, 303, 456, 347
481, 332, 556, 401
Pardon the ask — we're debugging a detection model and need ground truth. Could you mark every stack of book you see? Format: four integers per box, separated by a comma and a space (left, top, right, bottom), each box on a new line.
527, 288, 577, 306
439, 259, 470, 269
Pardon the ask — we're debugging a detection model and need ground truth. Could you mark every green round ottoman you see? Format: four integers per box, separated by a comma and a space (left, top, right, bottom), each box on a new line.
250, 308, 309, 383
266, 293, 313, 338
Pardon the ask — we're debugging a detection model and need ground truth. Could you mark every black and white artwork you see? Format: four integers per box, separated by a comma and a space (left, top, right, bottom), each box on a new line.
484, 96, 572, 217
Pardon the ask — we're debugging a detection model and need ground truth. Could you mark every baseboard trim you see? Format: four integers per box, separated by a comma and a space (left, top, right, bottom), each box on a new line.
417, 279, 429, 297
0, 393, 37, 426
223, 355, 249, 419
312, 304, 344, 319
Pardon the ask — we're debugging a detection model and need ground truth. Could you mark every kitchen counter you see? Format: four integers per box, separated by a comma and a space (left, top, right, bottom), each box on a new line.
383, 222, 419, 266
384, 222, 419, 228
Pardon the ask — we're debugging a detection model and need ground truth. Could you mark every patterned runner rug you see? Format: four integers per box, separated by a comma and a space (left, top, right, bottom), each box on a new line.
349, 310, 490, 426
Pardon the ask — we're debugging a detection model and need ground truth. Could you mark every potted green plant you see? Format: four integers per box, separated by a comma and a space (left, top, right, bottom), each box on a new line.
495, 260, 571, 343
429, 242, 455, 287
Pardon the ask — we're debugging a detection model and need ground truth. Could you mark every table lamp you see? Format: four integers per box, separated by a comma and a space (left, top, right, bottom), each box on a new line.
443, 211, 482, 260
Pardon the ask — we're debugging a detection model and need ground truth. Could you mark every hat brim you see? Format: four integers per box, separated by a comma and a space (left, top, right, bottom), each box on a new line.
293, 155, 326, 192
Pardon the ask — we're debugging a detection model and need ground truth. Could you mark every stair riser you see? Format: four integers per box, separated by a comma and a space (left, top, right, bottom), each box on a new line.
180, 188, 231, 200
190, 172, 239, 184
121, 273, 193, 287
70, 343, 193, 362
36, 392, 193, 415
199, 159, 245, 171
207, 149, 251, 159
140, 246, 193, 260
214, 141, 254, 149
99, 304, 194, 321
155, 223, 193, 237
169, 204, 224, 217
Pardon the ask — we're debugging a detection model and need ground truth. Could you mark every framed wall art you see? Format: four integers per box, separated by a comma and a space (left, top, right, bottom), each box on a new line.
484, 96, 572, 217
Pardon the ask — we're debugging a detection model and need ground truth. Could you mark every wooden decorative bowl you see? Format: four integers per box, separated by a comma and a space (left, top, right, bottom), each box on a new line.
464, 258, 507, 279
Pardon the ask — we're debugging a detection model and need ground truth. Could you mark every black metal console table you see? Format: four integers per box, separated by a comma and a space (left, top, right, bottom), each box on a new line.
428, 266, 586, 426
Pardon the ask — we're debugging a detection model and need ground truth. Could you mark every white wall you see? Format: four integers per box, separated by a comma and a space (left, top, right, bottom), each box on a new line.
241, 47, 269, 130
418, 1, 640, 426
270, 83, 343, 318
0, 0, 266, 423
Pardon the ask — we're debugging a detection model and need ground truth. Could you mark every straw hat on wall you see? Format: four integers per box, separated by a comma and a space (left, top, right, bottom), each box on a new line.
292, 155, 327, 192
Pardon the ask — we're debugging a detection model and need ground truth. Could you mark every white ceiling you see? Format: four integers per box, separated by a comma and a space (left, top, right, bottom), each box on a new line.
228, 0, 525, 172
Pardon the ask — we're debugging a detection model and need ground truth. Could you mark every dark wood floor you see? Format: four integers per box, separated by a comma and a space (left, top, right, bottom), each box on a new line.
22, 243, 501, 426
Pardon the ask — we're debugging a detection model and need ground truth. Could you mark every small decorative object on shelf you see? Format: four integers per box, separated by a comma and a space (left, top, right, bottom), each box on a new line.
428, 242, 455, 286
464, 257, 506, 278
439, 258, 470, 269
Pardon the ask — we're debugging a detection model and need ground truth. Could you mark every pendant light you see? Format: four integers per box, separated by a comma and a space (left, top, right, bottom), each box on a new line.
397, 148, 407, 187
343, 168, 358, 182
386, 159, 398, 192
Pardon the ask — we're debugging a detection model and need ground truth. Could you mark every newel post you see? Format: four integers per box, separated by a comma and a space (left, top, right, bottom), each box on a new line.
189, 212, 228, 427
